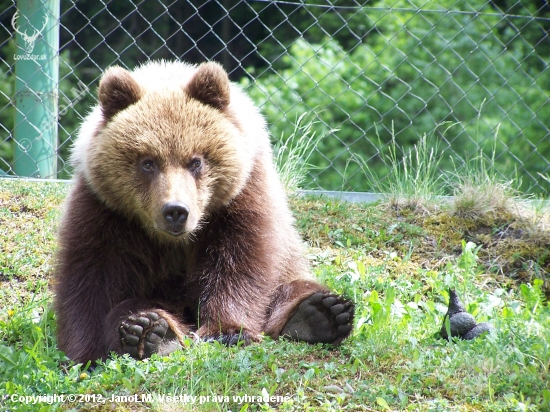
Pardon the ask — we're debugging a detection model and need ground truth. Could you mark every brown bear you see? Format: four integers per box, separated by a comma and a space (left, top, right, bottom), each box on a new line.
54, 60, 354, 364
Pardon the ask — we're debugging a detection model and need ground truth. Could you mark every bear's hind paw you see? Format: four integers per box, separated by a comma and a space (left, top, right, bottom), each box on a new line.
119, 311, 180, 359
281, 292, 354, 345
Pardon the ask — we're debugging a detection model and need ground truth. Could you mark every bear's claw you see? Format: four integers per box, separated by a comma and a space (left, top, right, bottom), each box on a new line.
119, 310, 178, 359
281, 292, 354, 345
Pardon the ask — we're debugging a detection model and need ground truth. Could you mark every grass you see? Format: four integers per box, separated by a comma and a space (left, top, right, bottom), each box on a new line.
450, 125, 517, 218
273, 113, 331, 193
1, 176, 550, 411
350, 123, 452, 212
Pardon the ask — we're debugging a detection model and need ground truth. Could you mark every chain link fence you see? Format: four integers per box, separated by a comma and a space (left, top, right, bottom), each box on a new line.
1, 0, 549, 193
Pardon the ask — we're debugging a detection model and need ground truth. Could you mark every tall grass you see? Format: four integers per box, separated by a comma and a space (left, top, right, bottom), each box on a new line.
351, 122, 453, 210
350, 105, 522, 218
273, 113, 331, 193
449, 124, 518, 218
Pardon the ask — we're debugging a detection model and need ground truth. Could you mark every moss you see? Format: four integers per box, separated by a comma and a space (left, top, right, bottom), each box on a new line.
292, 194, 550, 297
405, 206, 550, 296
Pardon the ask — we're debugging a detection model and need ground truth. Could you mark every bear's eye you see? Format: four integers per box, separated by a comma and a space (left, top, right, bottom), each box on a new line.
189, 158, 202, 172
141, 159, 155, 173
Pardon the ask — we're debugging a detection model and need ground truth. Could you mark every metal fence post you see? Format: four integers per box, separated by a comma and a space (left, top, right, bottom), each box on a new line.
13, 0, 59, 178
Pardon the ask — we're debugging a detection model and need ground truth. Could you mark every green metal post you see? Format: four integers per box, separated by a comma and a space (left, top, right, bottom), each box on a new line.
13, 0, 59, 178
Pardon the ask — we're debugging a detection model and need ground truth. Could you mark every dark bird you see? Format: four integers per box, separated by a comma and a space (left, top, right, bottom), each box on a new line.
440, 289, 494, 340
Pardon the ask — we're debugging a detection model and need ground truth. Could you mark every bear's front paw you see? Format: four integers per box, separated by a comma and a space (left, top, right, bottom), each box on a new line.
199, 326, 262, 346
281, 292, 354, 345
119, 311, 180, 359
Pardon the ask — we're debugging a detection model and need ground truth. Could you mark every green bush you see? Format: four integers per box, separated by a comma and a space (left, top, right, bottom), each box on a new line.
242, 0, 550, 192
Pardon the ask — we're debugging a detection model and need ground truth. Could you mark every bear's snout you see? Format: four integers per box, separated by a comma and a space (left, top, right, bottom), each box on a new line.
161, 203, 189, 236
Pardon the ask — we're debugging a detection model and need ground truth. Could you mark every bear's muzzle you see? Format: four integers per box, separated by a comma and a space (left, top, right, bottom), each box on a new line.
161, 202, 189, 236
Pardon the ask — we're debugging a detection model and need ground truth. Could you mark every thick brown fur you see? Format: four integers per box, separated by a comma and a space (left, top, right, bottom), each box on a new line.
54, 61, 353, 364
98, 67, 142, 121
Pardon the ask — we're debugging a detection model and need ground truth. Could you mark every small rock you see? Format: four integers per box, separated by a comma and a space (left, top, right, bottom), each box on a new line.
344, 382, 355, 394
323, 385, 344, 394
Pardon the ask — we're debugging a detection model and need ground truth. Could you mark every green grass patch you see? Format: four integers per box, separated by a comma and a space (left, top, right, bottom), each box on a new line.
1, 179, 549, 411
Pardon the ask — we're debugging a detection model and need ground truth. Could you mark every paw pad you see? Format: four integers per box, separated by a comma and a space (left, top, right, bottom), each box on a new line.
119, 311, 172, 359
281, 292, 354, 345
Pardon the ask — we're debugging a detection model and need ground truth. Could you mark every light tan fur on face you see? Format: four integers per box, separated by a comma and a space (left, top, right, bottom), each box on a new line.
94, 92, 241, 240
72, 61, 268, 198
149, 167, 202, 236
82, 62, 261, 242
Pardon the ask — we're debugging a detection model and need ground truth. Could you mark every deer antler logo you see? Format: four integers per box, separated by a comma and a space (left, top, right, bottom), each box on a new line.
12, 11, 48, 54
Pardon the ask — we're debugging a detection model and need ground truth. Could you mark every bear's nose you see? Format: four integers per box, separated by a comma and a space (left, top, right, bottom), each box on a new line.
162, 203, 189, 224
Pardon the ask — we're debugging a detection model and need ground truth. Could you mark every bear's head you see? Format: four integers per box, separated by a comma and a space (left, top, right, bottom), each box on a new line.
82, 62, 258, 242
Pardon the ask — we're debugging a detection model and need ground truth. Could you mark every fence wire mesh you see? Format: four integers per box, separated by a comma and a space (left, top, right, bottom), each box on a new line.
0, 0, 549, 193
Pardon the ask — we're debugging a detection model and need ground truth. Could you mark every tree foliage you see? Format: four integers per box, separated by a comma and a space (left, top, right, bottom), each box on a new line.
243, 0, 550, 191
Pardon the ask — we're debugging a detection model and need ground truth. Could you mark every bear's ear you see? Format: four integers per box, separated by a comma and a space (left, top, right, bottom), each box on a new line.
98, 66, 142, 121
186, 62, 230, 111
